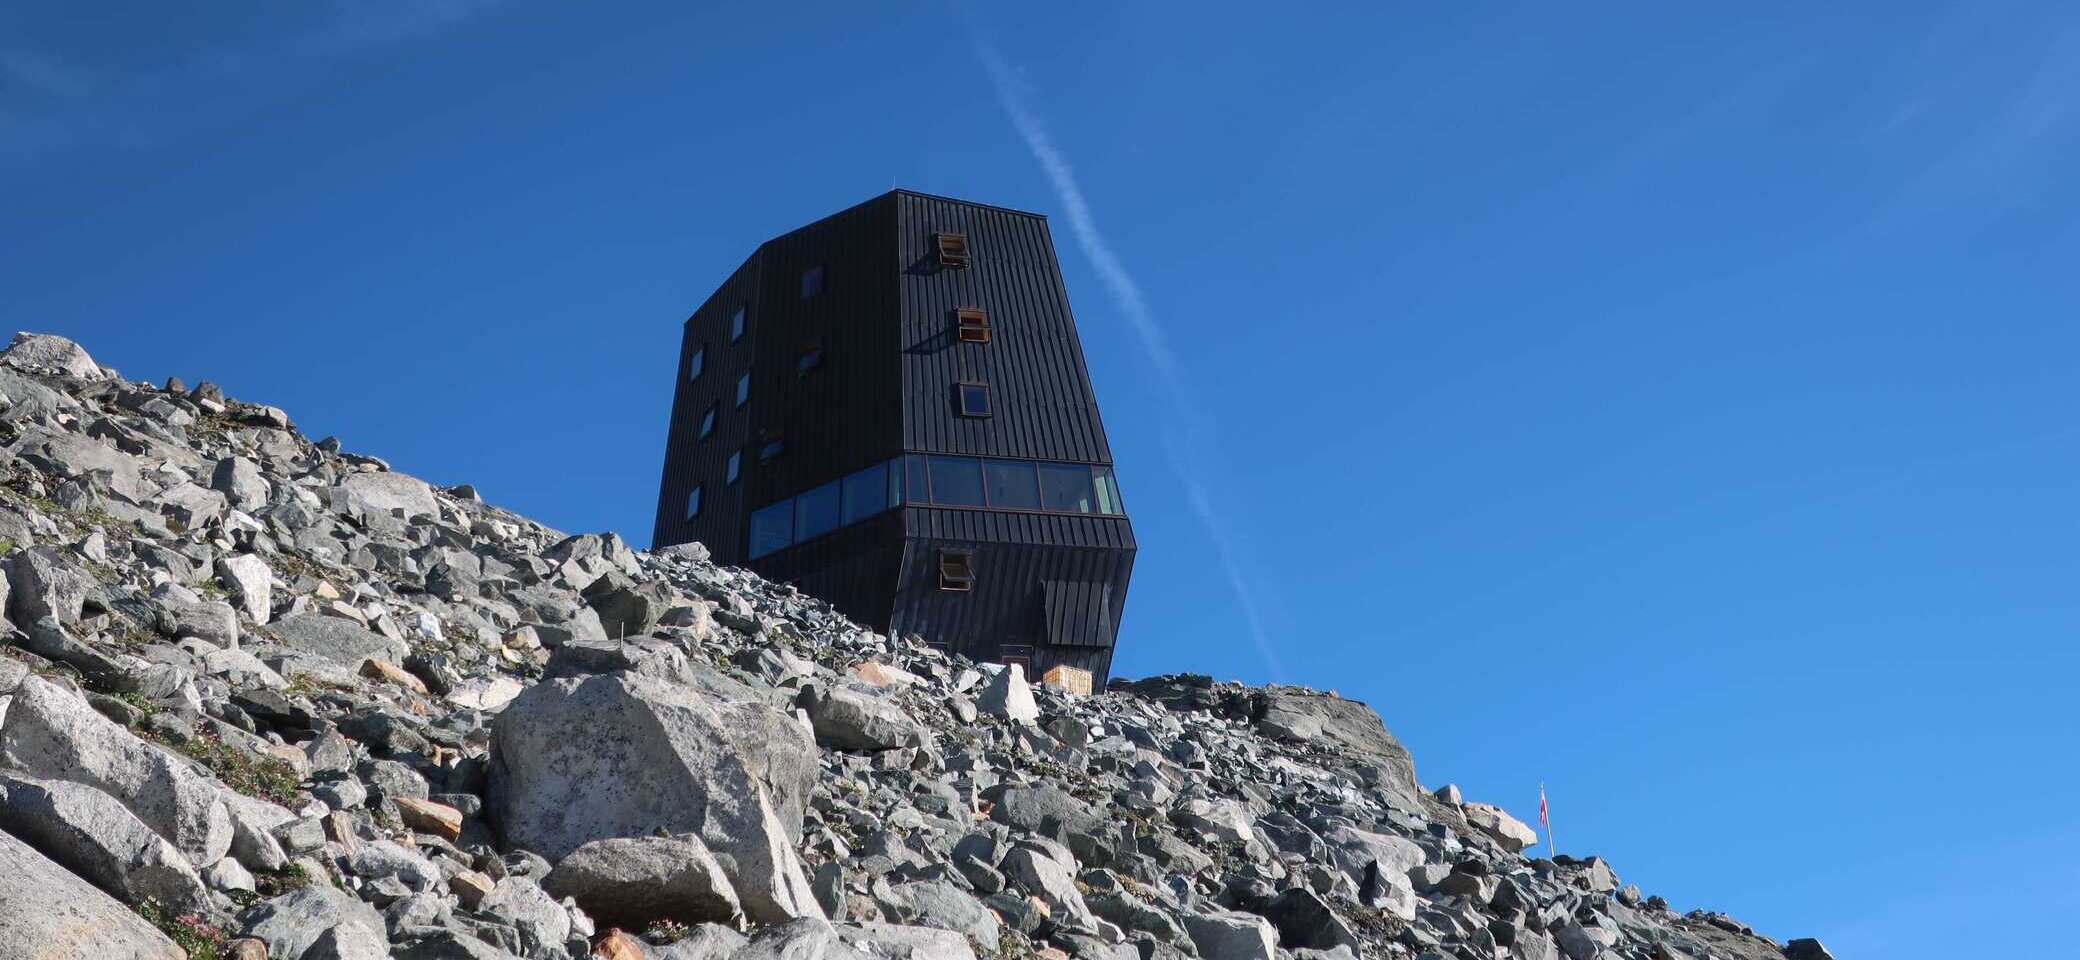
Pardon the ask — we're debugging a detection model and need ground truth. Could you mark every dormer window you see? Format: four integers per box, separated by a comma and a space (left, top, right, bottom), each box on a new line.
955, 308, 991, 344
935, 232, 971, 268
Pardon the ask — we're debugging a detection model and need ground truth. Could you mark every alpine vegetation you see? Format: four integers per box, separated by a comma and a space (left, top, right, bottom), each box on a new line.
0, 331, 1826, 959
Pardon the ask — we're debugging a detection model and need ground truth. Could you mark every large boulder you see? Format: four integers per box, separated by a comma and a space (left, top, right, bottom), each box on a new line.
489, 658, 822, 922
0, 828, 183, 959
808, 684, 923, 751
1181, 910, 1278, 960
1462, 801, 1538, 853
1252, 686, 1419, 805
0, 676, 233, 866
6, 545, 99, 629
210, 456, 273, 512
215, 554, 273, 626
975, 664, 1038, 724
12, 427, 145, 501
239, 884, 387, 960
0, 771, 212, 912
542, 834, 741, 930
0, 331, 106, 380
267, 613, 408, 667
330, 471, 440, 529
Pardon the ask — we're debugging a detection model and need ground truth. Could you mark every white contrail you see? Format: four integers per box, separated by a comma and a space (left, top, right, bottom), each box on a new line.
971, 38, 1287, 683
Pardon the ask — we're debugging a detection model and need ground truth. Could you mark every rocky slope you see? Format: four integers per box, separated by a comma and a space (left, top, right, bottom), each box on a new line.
0, 332, 1830, 960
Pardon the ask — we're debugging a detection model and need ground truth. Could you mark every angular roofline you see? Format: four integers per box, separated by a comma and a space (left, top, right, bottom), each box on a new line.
753, 189, 1048, 250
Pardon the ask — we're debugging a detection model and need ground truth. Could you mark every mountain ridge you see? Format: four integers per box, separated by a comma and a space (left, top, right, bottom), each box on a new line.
0, 331, 1829, 960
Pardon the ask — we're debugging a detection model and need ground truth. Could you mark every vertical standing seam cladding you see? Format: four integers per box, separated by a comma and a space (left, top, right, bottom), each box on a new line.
652, 190, 1133, 683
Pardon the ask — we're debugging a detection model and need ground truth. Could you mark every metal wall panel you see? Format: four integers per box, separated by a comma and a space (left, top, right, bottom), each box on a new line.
895, 194, 1116, 464
890, 517, 1133, 683
653, 252, 764, 561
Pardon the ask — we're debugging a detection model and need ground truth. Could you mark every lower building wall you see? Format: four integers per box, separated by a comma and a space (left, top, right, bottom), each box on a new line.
889, 536, 1133, 685
746, 512, 905, 633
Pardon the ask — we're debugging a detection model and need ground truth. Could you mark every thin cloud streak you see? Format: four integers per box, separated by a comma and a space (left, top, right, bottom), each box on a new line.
969, 32, 1287, 682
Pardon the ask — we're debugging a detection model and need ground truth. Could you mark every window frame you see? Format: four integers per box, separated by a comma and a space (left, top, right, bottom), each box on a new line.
685, 483, 702, 520
748, 499, 793, 559
735, 372, 750, 408
955, 381, 992, 418
687, 344, 706, 381
725, 450, 742, 486
937, 549, 975, 591
904, 454, 1126, 517
698, 403, 717, 439
729, 306, 746, 342
934, 232, 971, 268
955, 307, 991, 344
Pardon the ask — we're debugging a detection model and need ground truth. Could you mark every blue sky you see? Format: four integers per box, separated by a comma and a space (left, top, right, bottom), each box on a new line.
5, 2, 2078, 954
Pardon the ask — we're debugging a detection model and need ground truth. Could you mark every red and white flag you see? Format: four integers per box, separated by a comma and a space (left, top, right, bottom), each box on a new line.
1539, 782, 1552, 856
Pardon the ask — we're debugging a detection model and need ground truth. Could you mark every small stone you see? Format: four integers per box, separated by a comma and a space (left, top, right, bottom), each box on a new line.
449, 870, 495, 909
393, 797, 463, 841
360, 657, 428, 693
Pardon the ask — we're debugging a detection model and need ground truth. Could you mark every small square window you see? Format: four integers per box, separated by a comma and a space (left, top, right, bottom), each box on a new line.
935, 232, 971, 268
955, 308, 991, 344
685, 484, 703, 519
956, 382, 992, 418
758, 430, 785, 463
687, 345, 705, 381
726, 451, 741, 485
735, 372, 750, 408
797, 341, 823, 375
800, 265, 824, 299
698, 404, 717, 439
938, 549, 974, 591
730, 306, 746, 342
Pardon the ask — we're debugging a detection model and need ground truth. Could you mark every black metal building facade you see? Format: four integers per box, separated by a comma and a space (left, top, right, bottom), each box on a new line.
652, 190, 1134, 682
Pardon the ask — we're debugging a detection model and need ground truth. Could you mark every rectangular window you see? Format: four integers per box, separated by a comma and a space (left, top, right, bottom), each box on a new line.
887, 456, 905, 509
797, 341, 822, 375
905, 454, 930, 505
926, 456, 985, 506
955, 308, 991, 344
956, 382, 992, 418
800, 265, 824, 299
687, 345, 705, 381
935, 232, 971, 268
758, 431, 785, 462
983, 459, 1040, 510
794, 481, 841, 543
730, 306, 746, 342
938, 549, 975, 591
1037, 462, 1096, 513
698, 404, 717, 439
841, 461, 889, 526
726, 451, 741, 485
735, 372, 750, 408
1092, 466, 1123, 515
685, 484, 702, 519
748, 500, 793, 559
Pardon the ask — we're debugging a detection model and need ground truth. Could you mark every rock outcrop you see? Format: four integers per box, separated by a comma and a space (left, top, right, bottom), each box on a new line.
0, 333, 1811, 960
